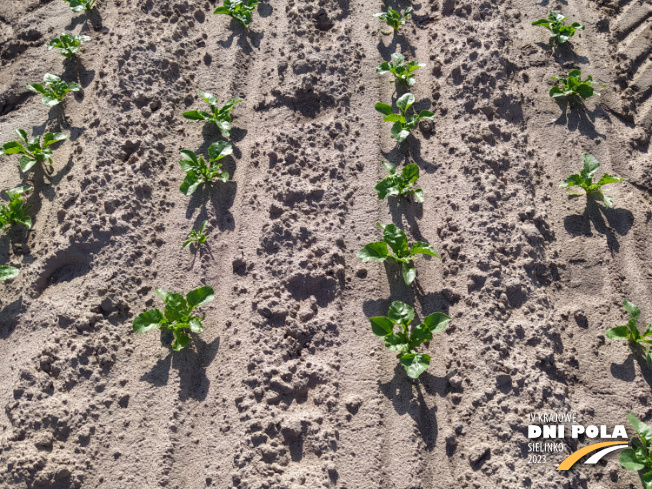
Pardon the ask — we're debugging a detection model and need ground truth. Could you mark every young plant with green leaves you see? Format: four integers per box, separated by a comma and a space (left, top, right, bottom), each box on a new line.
214, 0, 261, 28
560, 153, 624, 208
0, 186, 32, 232
0, 266, 19, 281
532, 11, 584, 45
179, 141, 232, 196
48, 33, 91, 58
61, 0, 97, 12
370, 301, 451, 379
606, 299, 652, 365
375, 93, 435, 143
357, 222, 439, 286
1, 129, 68, 173
133, 286, 215, 351
549, 69, 604, 104
375, 161, 424, 203
26, 74, 81, 107
183, 90, 243, 138
374, 7, 412, 33
377, 53, 425, 87
183, 220, 209, 248
619, 413, 652, 488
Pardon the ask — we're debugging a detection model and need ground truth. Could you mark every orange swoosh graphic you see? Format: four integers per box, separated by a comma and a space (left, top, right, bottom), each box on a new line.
556, 441, 629, 470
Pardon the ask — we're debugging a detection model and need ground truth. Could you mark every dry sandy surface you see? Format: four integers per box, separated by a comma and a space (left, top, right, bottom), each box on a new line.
0, 0, 651, 488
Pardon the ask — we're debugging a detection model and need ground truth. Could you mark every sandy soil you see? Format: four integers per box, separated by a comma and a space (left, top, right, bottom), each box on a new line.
0, 0, 651, 488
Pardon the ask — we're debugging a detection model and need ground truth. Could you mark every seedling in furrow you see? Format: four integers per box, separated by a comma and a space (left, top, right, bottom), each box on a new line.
370, 301, 451, 379
48, 33, 91, 58
1, 129, 68, 173
0, 186, 32, 232
549, 69, 605, 105
374, 7, 412, 33
532, 11, 584, 46
133, 286, 215, 351
560, 153, 624, 208
606, 299, 652, 365
214, 0, 261, 28
183, 220, 209, 248
375, 93, 435, 143
377, 53, 425, 87
26, 74, 81, 107
0, 266, 19, 281
375, 161, 424, 203
183, 90, 243, 138
357, 222, 439, 286
619, 413, 652, 488
61, 0, 97, 12
179, 141, 232, 196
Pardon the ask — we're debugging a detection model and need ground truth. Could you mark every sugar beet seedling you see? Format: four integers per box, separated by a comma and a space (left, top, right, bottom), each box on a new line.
179, 141, 232, 196
26, 74, 81, 107
214, 0, 261, 29
377, 53, 425, 88
357, 222, 439, 286
133, 286, 215, 351
61, 0, 97, 12
0, 186, 32, 233
560, 153, 624, 208
1, 129, 68, 173
549, 69, 604, 105
618, 413, 652, 488
183, 90, 243, 138
374, 7, 412, 33
370, 301, 451, 379
375, 93, 435, 144
375, 161, 424, 203
48, 33, 91, 58
183, 220, 209, 248
606, 299, 652, 365
532, 11, 584, 46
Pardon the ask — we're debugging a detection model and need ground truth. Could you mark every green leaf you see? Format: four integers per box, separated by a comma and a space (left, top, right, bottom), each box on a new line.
641, 472, 652, 489
369, 316, 394, 337
620, 448, 646, 471
388, 301, 414, 327
155, 288, 171, 302
596, 173, 624, 186
605, 326, 630, 340
417, 110, 435, 120
186, 285, 215, 309
0, 265, 19, 281
133, 309, 165, 333
6, 186, 31, 200
0, 141, 26, 155
601, 192, 613, 208
377, 62, 391, 75
402, 264, 416, 285
422, 312, 452, 334
180, 172, 201, 196
400, 353, 430, 379
628, 413, 652, 444
42, 132, 68, 147
357, 242, 389, 262
384, 332, 408, 352
381, 160, 396, 174
382, 224, 409, 256
401, 163, 419, 183
410, 241, 439, 258
532, 19, 551, 27
375, 102, 393, 116
198, 90, 218, 107
413, 189, 424, 203
172, 329, 190, 351
560, 174, 583, 189
391, 122, 410, 143
183, 110, 208, 121
19, 156, 37, 173
208, 141, 233, 161
576, 83, 594, 99
624, 299, 641, 320
164, 293, 188, 322
396, 93, 415, 112
189, 317, 204, 333
549, 86, 564, 97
